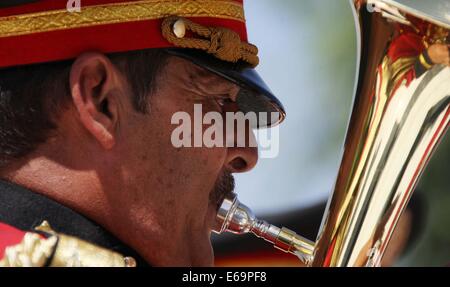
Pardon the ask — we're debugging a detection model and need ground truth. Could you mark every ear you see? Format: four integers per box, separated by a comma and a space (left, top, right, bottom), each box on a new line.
69, 52, 123, 150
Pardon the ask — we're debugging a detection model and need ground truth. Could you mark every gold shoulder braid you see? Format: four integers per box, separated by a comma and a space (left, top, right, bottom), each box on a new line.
0, 221, 136, 267
0, 231, 57, 267
162, 16, 260, 67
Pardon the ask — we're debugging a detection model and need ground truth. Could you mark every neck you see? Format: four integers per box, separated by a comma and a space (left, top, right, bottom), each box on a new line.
0, 154, 177, 266
2, 155, 104, 219
0, 178, 150, 266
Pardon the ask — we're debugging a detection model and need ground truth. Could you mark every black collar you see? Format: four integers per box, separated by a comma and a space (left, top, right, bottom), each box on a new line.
0, 179, 149, 267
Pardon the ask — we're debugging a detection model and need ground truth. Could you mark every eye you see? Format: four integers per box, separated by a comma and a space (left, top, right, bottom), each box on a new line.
216, 97, 233, 106
214, 97, 233, 111
216, 98, 225, 107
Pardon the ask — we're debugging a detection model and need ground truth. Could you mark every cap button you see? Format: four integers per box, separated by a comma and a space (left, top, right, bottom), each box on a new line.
173, 19, 186, 38
124, 257, 137, 267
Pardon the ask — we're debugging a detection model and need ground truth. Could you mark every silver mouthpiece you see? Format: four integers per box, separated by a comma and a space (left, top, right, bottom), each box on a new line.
213, 193, 315, 265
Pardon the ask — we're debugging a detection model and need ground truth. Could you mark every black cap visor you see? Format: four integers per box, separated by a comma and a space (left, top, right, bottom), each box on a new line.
165, 49, 286, 128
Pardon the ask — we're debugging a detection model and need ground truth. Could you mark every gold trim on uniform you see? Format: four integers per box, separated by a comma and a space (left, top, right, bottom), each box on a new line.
0, 0, 245, 38
0, 221, 136, 267
49, 233, 131, 267
0, 233, 57, 267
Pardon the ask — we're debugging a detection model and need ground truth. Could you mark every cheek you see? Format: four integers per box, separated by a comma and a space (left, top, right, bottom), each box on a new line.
167, 147, 227, 207
131, 104, 227, 218
148, 91, 228, 190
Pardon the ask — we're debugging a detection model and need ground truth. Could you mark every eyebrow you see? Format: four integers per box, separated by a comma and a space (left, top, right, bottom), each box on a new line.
189, 68, 239, 97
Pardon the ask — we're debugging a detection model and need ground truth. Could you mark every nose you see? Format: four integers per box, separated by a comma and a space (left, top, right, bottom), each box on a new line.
225, 131, 258, 173
225, 146, 258, 173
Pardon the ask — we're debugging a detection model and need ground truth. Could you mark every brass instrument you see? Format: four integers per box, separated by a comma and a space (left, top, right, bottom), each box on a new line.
213, 0, 450, 267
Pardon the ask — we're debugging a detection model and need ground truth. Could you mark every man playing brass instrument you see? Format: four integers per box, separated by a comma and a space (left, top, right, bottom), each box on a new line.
1, 0, 449, 268
0, 0, 284, 266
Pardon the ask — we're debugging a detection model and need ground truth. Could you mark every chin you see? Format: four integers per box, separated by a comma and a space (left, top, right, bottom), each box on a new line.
191, 236, 215, 267
185, 203, 219, 266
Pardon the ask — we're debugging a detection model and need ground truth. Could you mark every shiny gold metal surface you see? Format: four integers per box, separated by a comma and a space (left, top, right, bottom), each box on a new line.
214, 0, 449, 267
311, 0, 450, 266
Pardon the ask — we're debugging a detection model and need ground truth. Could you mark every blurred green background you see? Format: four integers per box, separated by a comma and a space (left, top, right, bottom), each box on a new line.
234, 0, 450, 266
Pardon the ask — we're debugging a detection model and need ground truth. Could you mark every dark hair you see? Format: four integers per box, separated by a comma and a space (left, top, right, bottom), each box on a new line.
0, 49, 168, 168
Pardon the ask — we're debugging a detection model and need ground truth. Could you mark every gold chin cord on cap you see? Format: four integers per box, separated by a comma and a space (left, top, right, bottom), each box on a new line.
161, 16, 260, 67
214, 0, 450, 267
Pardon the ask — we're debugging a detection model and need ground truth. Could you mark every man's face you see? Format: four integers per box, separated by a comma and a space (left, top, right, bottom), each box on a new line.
110, 56, 258, 266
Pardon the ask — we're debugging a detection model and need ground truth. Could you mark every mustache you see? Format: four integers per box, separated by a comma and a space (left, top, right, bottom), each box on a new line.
209, 171, 235, 211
